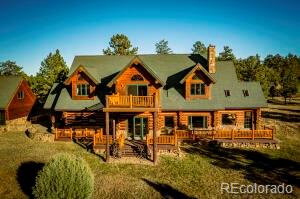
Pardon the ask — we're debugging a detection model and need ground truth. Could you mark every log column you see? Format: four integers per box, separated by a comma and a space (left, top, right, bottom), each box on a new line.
153, 111, 158, 164
105, 112, 110, 162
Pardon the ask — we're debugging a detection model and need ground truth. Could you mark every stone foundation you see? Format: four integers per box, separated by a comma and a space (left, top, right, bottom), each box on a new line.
5, 116, 29, 132
219, 142, 280, 149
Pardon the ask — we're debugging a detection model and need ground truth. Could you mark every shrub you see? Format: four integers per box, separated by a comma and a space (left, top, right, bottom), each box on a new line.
32, 153, 94, 199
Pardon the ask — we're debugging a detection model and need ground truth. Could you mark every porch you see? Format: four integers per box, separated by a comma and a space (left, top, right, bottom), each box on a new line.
54, 126, 276, 160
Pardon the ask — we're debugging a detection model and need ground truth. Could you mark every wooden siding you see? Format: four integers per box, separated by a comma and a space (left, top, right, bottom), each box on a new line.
62, 111, 105, 127
115, 63, 160, 99
178, 111, 213, 128
185, 70, 211, 100
6, 80, 36, 120
70, 71, 96, 100
214, 110, 255, 129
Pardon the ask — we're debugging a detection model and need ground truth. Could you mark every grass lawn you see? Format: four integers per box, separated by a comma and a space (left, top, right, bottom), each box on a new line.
0, 105, 299, 198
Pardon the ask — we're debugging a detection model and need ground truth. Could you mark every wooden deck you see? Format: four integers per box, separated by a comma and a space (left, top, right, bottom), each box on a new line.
54, 126, 276, 157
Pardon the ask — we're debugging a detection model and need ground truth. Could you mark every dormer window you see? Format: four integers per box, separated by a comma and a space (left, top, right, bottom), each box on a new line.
243, 89, 249, 97
224, 90, 231, 97
131, 74, 144, 81
77, 84, 90, 96
191, 83, 205, 95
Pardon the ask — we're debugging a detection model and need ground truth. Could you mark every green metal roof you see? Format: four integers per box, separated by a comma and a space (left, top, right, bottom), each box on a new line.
0, 76, 23, 109
45, 54, 267, 111
44, 83, 103, 111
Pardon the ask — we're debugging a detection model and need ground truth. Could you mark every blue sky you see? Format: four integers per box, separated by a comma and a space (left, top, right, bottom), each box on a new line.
0, 0, 299, 75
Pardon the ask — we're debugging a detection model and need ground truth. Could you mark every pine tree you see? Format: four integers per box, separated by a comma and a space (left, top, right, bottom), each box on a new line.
155, 40, 172, 54
32, 49, 69, 101
218, 46, 235, 61
191, 41, 206, 54
0, 60, 26, 76
103, 34, 138, 55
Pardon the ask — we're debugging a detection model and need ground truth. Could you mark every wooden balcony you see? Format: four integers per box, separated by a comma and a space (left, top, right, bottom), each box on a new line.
104, 94, 159, 112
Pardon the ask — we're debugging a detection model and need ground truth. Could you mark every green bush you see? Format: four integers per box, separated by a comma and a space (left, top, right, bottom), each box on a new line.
32, 153, 94, 199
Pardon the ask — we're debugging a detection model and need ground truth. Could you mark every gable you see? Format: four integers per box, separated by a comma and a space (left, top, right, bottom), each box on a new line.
180, 63, 216, 84
107, 57, 164, 87
0, 76, 23, 109
64, 65, 99, 85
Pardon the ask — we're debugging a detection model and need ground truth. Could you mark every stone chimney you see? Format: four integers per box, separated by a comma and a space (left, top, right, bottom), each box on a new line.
208, 45, 216, 73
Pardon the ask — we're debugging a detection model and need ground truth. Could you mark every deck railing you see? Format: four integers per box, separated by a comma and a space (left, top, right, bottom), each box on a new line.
175, 128, 274, 140
107, 95, 155, 108
55, 128, 103, 140
146, 134, 177, 146
93, 131, 124, 146
55, 128, 73, 140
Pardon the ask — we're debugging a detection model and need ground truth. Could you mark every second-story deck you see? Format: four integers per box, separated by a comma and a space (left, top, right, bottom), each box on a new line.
103, 94, 160, 112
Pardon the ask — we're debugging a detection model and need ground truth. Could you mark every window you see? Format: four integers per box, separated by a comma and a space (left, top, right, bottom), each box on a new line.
244, 111, 252, 129
224, 90, 231, 97
164, 116, 174, 128
243, 90, 249, 97
188, 116, 207, 129
192, 74, 201, 80
131, 74, 144, 81
222, 114, 236, 125
191, 83, 205, 95
127, 85, 147, 96
17, 91, 24, 99
77, 84, 90, 96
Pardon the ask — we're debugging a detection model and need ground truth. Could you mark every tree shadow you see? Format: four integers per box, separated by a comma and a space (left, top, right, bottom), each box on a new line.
262, 110, 300, 122
142, 178, 196, 199
182, 144, 300, 188
16, 161, 44, 198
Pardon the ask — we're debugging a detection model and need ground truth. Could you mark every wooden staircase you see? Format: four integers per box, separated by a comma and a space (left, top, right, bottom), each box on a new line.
121, 140, 147, 157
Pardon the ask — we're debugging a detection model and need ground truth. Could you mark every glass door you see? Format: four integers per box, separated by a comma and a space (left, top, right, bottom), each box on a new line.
127, 85, 147, 96
127, 117, 148, 140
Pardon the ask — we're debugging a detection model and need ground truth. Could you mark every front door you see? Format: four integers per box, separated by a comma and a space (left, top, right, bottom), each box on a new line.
127, 117, 148, 140
127, 85, 147, 96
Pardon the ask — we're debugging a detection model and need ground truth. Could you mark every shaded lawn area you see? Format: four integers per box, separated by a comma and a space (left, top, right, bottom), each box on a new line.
0, 107, 300, 199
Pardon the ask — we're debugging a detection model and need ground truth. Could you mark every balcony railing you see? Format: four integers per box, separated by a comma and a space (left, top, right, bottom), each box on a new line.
106, 95, 156, 108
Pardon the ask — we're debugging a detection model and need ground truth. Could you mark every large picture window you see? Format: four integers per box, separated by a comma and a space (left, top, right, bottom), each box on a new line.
222, 114, 236, 126
77, 84, 90, 96
188, 116, 207, 129
164, 116, 174, 128
191, 83, 205, 96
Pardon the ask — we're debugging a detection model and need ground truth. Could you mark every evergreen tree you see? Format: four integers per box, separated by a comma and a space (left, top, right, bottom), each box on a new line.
0, 60, 26, 76
218, 46, 235, 61
32, 49, 69, 101
103, 34, 138, 55
191, 41, 206, 54
155, 40, 172, 54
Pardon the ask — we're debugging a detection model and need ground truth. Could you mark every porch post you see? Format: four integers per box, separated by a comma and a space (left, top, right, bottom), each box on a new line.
113, 119, 116, 141
105, 112, 110, 162
153, 111, 158, 164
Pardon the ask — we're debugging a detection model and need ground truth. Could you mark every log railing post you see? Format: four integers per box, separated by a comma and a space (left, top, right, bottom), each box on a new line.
70, 128, 73, 140
231, 129, 234, 140
113, 119, 116, 142
153, 111, 158, 165
105, 112, 110, 162
106, 95, 109, 108
130, 95, 133, 108
252, 129, 255, 140
212, 130, 215, 140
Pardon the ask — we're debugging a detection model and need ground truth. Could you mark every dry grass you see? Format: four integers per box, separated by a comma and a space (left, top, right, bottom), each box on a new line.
0, 103, 299, 199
